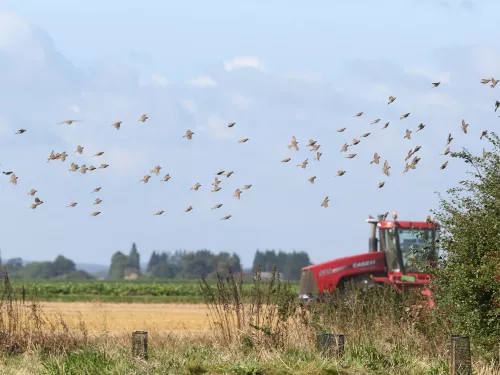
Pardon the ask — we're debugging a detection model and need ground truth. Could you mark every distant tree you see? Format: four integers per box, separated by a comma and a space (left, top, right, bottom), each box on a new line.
126, 243, 141, 274
108, 251, 127, 280
6, 257, 23, 271
61, 270, 95, 280
52, 255, 76, 277
283, 251, 311, 281
23, 261, 55, 279
147, 251, 161, 273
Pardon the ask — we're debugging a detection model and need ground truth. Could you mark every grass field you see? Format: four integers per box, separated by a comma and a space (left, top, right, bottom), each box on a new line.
0, 274, 497, 374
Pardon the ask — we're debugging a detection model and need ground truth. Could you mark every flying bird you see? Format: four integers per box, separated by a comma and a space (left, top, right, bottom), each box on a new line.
90, 212, 101, 216
288, 136, 299, 151
227, 122, 236, 128
337, 128, 346, 132
371, 119, 380, 125
150, 165, 161, 175
92, 187, 102, 193
345, 154, 357, 159
281, 158, 291, 163
416, 123, 425, 132
225, 171, 234, 178
139, 175, 151, 184
221, 215, 232, 220
138, 114, 148, 122
162, 174, 171, 182
382, 122, 390, 129
67, 202, 77, 208
308, 176, 316, 184
234, 189, 242, 199
153, 210, 164, 216
404, 129, 412, 140
440, 161, 449, 170
15, 129, 26, 134
9, 174, 18, 185
212, 204, 223, 210
297, 159, 308, 169
315, 152, 322, 161
400, 113, 410, 120
432, 82, 441, 88
191, 183, 201, 191
57, 120, 81, 125
495, 101, 500, 112
111, 121, 122, 130
28, 189, 37, 196
93, 152, 104, 157
480, 131, 488, 140
378, 182, 385, 188
93, 198, 102, 205
351, 138, 360, 146
388, 96, 396, 105
75, 145, 84, 154
336, 170, 346, 177
461, 119, 468, 134
370, 152, 380, 165
185, 206, 193, 213
354, 112, 363, 117
321, 196, 329, 208
238, 138, 249, 143
183, 130, 194, 140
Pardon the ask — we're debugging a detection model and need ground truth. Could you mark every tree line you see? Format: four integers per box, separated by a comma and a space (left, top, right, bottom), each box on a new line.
0, 246, 312, 281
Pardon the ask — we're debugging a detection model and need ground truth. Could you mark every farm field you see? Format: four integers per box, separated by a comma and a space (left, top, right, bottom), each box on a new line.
40, 301, 211, 334
9, 280, 301, 303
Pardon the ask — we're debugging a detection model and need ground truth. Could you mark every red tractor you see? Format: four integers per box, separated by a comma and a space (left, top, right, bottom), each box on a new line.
299, 213, 438, 307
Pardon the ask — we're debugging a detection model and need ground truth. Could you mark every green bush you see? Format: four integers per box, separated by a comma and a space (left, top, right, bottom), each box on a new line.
430, 132, 500, 352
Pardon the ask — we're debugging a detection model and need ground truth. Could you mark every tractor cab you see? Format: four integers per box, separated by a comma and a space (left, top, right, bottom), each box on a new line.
377, 219, 438, 276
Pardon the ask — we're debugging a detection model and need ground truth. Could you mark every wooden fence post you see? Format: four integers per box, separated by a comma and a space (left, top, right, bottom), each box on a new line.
131, 330, 148, 360
450, 335, 472, 375
316, 333, 345, 359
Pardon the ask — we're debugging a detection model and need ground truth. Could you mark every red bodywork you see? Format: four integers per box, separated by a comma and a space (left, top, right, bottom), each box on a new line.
300, 220, 437, 307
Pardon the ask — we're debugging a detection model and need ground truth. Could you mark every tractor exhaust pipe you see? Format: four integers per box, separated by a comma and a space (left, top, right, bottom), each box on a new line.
366, 215, 378, 252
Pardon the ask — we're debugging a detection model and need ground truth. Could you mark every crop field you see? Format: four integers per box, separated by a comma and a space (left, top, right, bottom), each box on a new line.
9, 280, 301, 303
40, 301, 211, 334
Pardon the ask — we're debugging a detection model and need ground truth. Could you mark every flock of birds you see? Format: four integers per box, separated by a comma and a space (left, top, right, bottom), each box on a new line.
1, 78, 499, 219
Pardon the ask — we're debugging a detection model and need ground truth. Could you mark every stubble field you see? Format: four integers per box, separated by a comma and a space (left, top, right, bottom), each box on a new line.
40, 301, 211, 334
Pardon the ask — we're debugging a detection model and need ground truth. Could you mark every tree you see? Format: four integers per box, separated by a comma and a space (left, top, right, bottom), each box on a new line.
431, 134, 500, 349
108, 251, 127, 280
126, 243, 141, 274
283, 251, 311, 280
6, 257, 23, 271
52, 255, 76, 277
147, 251, 161, 273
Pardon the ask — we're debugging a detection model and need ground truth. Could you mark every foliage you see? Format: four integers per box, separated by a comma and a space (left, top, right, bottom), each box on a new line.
252, 249, 312, 280
430, 132, 500, 351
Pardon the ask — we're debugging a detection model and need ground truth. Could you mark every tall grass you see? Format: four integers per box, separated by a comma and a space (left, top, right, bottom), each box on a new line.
0, 264, 497, 374
199, 265, 500, 375
0, 265, 87, 355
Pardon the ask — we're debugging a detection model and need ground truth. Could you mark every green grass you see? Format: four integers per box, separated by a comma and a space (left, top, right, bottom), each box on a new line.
8, 280, 300, 303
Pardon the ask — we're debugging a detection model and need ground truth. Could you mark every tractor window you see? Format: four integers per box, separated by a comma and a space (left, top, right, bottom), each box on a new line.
397, 228, 436, 273
379, 228, 400, 272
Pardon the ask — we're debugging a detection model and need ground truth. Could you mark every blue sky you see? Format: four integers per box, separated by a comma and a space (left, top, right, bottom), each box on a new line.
0, 0, 498, 268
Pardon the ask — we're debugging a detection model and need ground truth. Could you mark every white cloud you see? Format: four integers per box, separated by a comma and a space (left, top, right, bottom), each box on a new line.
281, 69, 324, 83
188, 75, 217, 87
196, 115, 234, 140
230, 93, 252, 110
182, 99, 197, 114
223, 56, 266, 73
0, 11, 46, 62
68, 104, 80, 113
151, 74, 168, 86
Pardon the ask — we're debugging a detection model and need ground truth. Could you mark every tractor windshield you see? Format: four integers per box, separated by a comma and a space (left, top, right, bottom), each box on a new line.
396, 228, 437, 273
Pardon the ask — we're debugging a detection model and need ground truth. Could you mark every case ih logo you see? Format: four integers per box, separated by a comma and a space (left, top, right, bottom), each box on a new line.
352, 260, 376, 268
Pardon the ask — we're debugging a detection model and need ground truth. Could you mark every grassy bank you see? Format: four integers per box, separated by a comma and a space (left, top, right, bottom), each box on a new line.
0, 269, 498, 374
